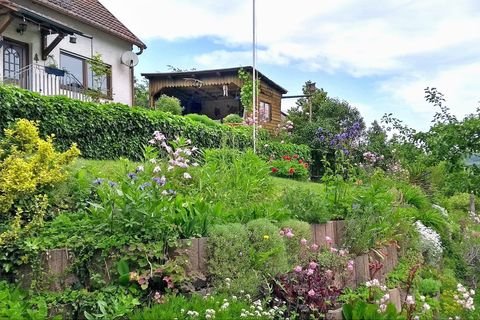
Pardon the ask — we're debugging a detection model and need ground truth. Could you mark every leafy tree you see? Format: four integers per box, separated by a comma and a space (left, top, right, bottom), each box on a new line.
155, 95, 183, 115
134, 77, 149, 108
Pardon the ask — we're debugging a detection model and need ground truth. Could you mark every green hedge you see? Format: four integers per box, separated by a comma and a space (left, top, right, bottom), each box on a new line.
0, 86, 311, 161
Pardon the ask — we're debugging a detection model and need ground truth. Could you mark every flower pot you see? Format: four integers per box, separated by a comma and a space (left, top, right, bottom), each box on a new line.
45, 66, 65, 77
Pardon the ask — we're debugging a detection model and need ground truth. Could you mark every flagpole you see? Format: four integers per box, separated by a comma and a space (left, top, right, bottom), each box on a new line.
252, 0, 257, 153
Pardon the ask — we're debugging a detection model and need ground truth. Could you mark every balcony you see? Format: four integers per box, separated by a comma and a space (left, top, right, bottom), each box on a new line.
3, 64, 91, 101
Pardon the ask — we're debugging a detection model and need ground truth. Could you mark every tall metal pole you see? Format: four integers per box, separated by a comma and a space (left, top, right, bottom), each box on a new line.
252, 0, 257, 153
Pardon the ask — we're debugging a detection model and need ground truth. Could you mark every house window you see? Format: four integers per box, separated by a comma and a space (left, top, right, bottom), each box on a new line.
60, 51, 112, 97
259, 101, 271, 122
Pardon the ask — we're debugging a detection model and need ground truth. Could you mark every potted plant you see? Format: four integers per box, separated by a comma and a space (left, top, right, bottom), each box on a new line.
44, 55, 65, 77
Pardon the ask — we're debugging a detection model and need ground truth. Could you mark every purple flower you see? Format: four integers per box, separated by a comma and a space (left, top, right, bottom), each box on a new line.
308, 289, 316, 297
152, 176, 166, 186
92, 178, 104, 185
108, 181, 118, 188
139, 182, 151, 190
294, 266, 302, 273
127, 173, 137, 180
309, 261, 318, 269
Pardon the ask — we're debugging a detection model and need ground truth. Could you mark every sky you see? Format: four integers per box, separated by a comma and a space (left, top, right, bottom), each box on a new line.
100, 0, 480, 131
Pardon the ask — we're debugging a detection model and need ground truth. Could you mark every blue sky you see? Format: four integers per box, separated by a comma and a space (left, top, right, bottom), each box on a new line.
100, 0, 480, 131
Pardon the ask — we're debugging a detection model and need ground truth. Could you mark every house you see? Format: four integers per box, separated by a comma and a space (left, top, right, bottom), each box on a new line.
0, 0, 146, 105
142, 66, 288, 131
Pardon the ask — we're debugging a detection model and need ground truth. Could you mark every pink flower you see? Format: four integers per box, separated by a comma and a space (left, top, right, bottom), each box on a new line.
300, 238, 308, 245
325, 236, 333, 244
339, 249, 346, 256
347, 264, 354, 271
311, 243, 319, 251
309, 261, 318, 269
330, 247, 338, 253
308, 289, 316, 297
326, 269, 333, 278
294, 266, 302, 273
307, 268, 314, 276
285, 230, 294, 238
279, 230, 285, 236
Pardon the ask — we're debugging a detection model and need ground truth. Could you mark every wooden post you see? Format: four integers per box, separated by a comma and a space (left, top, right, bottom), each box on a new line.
470, 192, 476, 215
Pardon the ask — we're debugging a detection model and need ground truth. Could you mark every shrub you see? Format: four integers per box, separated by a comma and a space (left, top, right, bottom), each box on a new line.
0, 86, 252, 160
207, 224, 259, 294
278, 219, 313, 266
258, 141, 311, 163
418, 277, 441, 297
154, 94, 182, 115
223, 114, 244, 124
246, 219, 288, 276
0, 281, 51, 319
281, 187, 331, 224
185, 113, 221, 127
0, 119, 80, 214
270, 155, 309, 180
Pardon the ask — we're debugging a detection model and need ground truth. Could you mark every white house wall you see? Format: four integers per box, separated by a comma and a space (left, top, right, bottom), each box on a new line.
1, 0, 137, 105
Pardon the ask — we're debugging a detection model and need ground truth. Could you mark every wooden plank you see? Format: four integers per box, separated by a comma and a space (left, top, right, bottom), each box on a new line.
42, 249, 77, 291
389, 288, 402, 312
354, 254, 370, 287
325, 221, 336, 245
334, 220, 346, 247
197, 237, 207, 274
311, 224, 317, 244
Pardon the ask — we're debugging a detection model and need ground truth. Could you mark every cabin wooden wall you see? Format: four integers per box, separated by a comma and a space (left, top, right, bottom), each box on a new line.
258, 82, 282, 131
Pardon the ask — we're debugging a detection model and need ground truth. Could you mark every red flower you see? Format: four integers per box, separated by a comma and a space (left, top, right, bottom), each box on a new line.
303, 163, 309, 169
298, 159, 303, 164
283, 155, 291, 161
289, 168, 295, 175
293, 154, 299, 159
271, 167, 279, 173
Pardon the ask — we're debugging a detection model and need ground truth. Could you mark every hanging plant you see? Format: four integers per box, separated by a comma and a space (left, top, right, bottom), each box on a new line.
238, 68, 260, 114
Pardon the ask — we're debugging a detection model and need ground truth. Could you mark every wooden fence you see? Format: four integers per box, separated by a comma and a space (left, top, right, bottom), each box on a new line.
18, 221, 400, 294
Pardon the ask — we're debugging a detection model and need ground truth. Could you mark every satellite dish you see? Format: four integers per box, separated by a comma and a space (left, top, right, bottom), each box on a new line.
121, 51, 139, 67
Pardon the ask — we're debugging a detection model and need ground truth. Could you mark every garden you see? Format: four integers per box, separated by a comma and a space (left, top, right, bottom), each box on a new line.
0, 84, 480, 320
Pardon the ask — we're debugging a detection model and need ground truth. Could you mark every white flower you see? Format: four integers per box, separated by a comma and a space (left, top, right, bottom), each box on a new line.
183, 172, 192, 179
415, 221, 443, 264
406, 295, 415, 305
149, 158, 157, 164
167, 165, 174, 171
153, 166, 161, 173
423, 303, 431, 311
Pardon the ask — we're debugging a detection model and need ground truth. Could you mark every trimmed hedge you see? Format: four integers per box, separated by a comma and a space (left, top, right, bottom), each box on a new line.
0, 86, 311, 161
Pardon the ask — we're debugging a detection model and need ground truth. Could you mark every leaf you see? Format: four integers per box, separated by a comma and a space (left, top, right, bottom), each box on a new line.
342, 303, 353, 320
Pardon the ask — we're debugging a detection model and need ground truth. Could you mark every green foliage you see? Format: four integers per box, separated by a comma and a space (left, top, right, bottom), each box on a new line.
0, 281, 53, 320
87, 53, 111, 102
134, 77, 149, 108
342, 301, 405, 320
418, 278, 441, 297
270, 156, 309, 180
238, 68, 259, 113
257, 141, 311, 163
246, 219, 288, 276
154, 94, 183, 115
185, 113, 221, 127
207, 223, 259, 294
130, 294, 272, 320
223, 114, 244, 124
278, 219, 313, 266
0, 86, 252, 160
0, 119, 80, 215
280, 186, 332, 224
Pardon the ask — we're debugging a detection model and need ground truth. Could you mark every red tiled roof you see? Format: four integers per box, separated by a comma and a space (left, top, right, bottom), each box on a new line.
30, 0, 146, 49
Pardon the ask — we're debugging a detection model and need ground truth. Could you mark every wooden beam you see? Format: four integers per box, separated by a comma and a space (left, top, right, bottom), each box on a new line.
0, 13, 12, 34
41, 30, 65, 60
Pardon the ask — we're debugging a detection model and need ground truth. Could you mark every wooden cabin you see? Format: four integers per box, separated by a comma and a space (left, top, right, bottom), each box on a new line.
142, 67, 287, 131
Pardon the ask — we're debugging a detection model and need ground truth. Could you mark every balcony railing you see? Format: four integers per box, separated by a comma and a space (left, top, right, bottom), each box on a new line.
3, 64, 91, 101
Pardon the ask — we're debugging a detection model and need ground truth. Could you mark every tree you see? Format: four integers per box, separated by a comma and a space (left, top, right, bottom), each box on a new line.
155, 95, 183, 115
134, 77, 149, 108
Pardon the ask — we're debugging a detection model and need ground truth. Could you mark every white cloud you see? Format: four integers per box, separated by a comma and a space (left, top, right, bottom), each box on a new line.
100, 0, 480, 76
381, 62, 480, 121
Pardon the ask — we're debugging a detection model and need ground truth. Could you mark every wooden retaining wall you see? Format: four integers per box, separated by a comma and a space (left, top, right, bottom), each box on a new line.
18, 221, 400, 292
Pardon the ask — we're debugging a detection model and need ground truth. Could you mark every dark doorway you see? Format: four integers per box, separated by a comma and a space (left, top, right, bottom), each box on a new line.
3, 38, 28, 88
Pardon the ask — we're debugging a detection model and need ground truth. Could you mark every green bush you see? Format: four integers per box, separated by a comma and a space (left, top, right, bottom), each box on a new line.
270, 156, 310, 180
258, 141, 311, 162
278, 219, 313, 266
281, 186, 331, 224
246, 219, 288, 276
207, 223, 259, 294
418, 277, 442, 297
0, 281, 53, 320
154, 94, 182, 115
223, 114, 244, 124
185, 113, 221, 127
0, 86, 252, 160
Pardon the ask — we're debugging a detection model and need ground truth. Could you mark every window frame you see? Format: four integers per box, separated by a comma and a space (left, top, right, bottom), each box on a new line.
60, 51, 112, 99
259, 101, 272, 122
